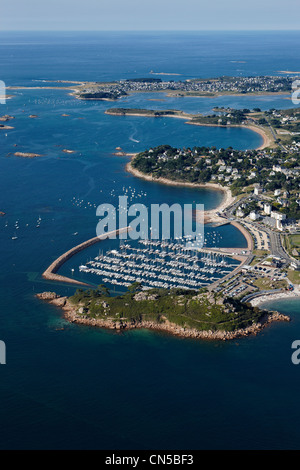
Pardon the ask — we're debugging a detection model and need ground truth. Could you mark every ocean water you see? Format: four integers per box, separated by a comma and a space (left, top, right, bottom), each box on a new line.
0, 31, 300, 450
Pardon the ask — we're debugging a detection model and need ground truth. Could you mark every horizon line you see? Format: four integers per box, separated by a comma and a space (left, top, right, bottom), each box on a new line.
1, 29, 300, 32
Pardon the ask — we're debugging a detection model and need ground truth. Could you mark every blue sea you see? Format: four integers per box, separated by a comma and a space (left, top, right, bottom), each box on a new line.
0, 31, 300, 450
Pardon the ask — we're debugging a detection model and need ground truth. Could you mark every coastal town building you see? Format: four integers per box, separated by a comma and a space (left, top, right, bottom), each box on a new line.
264, 203, 272, 215
254, 184, 263, 196
250, 211, 260, 221
236, 208, 245, 218
271, 211, 287, 221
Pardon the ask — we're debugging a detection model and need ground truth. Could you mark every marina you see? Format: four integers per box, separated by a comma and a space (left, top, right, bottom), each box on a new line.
1, 28, 299, 451
79, 238, 239, 290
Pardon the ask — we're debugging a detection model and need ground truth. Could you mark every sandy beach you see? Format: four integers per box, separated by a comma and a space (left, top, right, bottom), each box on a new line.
229, 221, 254, 250
278, 70, 300, 74
126, 159, 236, 221
187, 121, 273, 150
250, 287, 300, 307
8, 86, 77, 91
240, 124, 273, 149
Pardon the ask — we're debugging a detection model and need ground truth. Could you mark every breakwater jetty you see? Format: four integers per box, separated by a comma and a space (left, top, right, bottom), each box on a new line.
42, 227, 131, 286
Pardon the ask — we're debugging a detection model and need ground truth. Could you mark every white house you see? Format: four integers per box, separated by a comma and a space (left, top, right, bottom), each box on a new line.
254, 184, 262, 196
271, 210, 287, 221
264, 203, 272, 215
250, 211, 259, 221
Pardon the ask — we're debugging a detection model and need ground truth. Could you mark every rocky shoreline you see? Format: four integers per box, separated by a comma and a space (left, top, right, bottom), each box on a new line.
13, 152, 43, 158
36, 292, 290, 341
0, 125, 14, 130
126, 159, 236, 224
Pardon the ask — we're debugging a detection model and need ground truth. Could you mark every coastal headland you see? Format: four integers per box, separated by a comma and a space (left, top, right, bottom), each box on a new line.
36, 291, 290, 341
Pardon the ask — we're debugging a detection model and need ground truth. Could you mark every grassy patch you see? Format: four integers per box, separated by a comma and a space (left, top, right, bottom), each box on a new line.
69, 286, 265, 332
253, 249, 270, 257
284, 234, 300, 259
287, 269, 300, 285
253, 277, 287, 290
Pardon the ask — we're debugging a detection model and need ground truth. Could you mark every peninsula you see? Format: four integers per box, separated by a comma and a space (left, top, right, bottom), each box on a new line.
71, 75, 296, 101
7, 75, 297, 102
36, 287, 290, 341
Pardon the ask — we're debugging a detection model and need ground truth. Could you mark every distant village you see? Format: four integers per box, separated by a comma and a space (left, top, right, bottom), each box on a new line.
75, 75, 295, 100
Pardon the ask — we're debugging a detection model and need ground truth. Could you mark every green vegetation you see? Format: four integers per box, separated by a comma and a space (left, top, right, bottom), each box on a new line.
253, 277, 287, 290
132, 144, 213, 183
132, 143, 300, 219
126, 78, 162, 83
250, 250, 270, 266
106, 108, 187, 117
69, 284, 265, 332
79, 90, 127, 100
252, 249, 270, 257
191, 109, 248, 126
284, 234, 300, 259
287, 269, 300, 284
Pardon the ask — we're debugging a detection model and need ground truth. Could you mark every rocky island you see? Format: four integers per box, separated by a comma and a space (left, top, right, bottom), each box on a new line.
105, 108, 190, 119
36, 286, 290, 340
13, 152, 43, 158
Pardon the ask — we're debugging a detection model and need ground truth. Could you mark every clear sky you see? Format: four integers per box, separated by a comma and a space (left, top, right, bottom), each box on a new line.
2, 0, 300, 31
